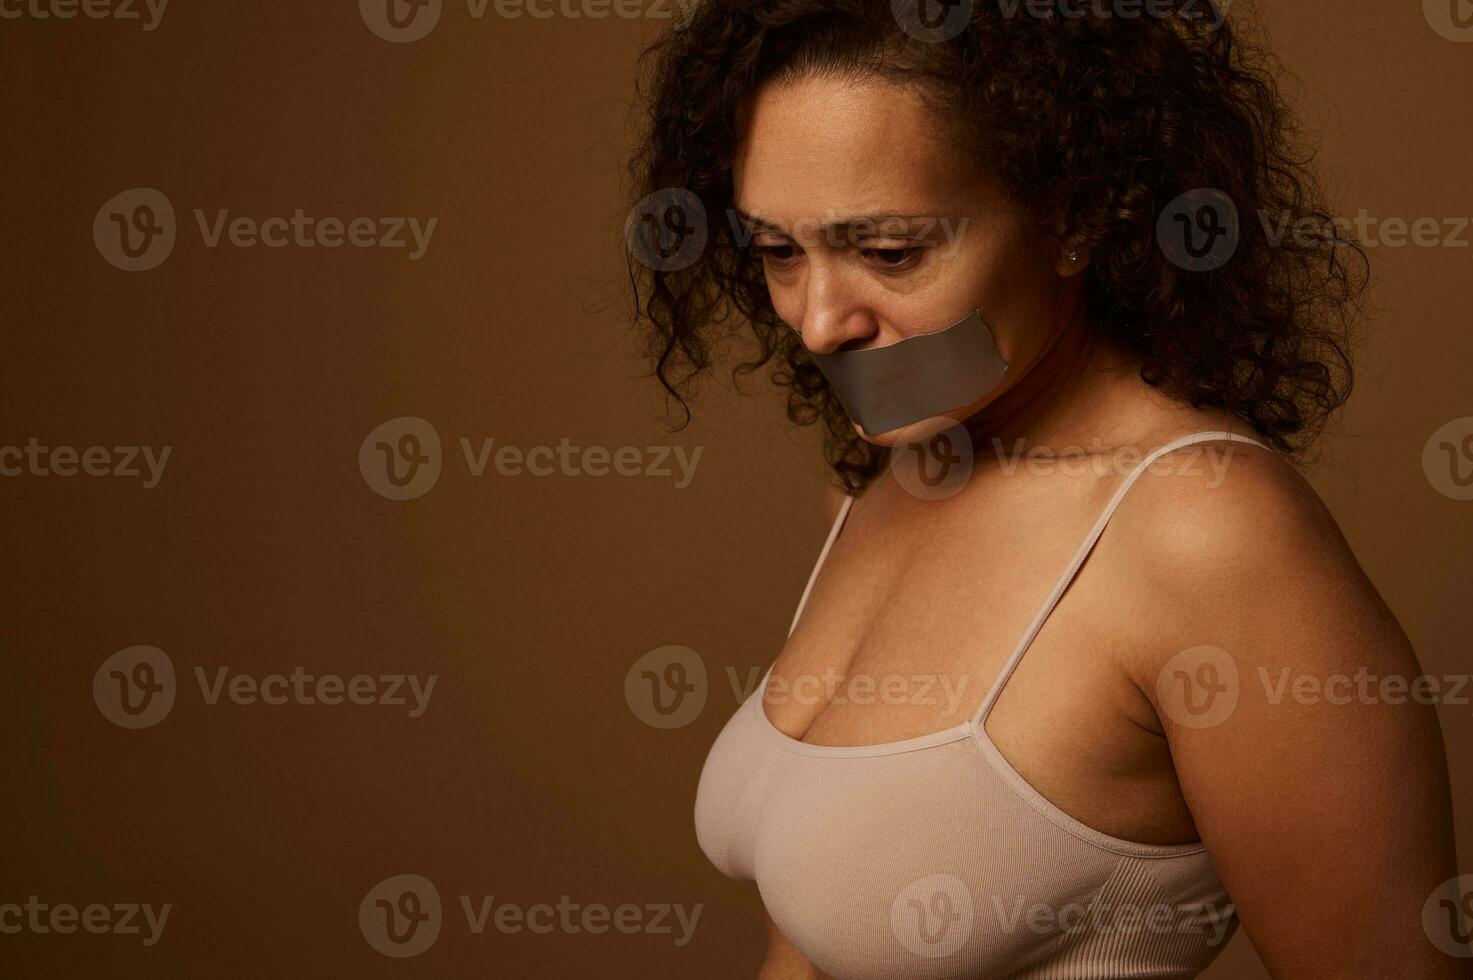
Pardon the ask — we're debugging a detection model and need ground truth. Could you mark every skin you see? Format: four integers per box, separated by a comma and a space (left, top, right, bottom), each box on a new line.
732, 73, 1466, 980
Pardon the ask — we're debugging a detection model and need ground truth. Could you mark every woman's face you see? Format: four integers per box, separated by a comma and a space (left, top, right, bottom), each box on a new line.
733, 73, 1082, 446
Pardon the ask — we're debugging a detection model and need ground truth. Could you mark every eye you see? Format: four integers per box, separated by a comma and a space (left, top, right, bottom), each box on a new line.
754, 241, 801, 267
860, 245, 923, 271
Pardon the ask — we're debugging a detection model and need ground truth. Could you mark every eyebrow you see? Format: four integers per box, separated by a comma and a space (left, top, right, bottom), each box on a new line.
729, 208, 937, 236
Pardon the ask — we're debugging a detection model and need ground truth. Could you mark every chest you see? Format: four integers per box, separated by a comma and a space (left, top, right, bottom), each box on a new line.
764, 473, 1122, 742
757, 470, 1195, 844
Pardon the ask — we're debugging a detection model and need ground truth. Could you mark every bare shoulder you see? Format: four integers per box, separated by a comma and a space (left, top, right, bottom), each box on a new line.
1101, 434, 1415, 684
1098, 434, 1461, 977
1111, 436, 1345, 581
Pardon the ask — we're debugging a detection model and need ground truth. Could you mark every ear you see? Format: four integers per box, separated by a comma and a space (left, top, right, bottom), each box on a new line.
1055, 241, 1090, 278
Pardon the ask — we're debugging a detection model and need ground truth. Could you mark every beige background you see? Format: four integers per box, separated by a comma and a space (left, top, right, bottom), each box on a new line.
1, 1, 1470, 976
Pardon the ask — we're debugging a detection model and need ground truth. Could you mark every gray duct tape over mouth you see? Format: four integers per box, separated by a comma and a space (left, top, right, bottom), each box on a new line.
807, 308, 1009, 435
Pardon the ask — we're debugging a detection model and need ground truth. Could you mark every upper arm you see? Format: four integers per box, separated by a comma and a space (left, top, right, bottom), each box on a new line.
1113, 445, 1466, 978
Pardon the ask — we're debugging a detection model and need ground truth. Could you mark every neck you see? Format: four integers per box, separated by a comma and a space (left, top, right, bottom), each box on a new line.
962, 293, 1145, 454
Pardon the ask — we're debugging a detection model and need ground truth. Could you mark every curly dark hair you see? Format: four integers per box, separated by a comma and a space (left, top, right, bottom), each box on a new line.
626, 0, 1367, 493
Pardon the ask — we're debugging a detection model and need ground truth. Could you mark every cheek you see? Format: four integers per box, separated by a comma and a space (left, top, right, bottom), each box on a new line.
950, 230, 1058, 361
764, 273, 803, 330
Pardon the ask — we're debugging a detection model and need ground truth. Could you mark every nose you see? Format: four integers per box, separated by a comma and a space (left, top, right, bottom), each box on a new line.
798, 262, 879, 355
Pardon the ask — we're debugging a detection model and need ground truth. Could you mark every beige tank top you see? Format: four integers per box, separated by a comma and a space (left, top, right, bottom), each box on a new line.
694, 431, 1262, 979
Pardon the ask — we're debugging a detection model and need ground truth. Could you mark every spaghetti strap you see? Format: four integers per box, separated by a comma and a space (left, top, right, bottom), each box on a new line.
969, 430, 1271, 727
787, 494, 856, 638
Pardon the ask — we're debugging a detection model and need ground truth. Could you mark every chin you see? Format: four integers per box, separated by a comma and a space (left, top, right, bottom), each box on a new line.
853, 413, 972, 448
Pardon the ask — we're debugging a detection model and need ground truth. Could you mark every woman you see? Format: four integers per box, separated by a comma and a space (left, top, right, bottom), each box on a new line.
627, 1, 1464, 977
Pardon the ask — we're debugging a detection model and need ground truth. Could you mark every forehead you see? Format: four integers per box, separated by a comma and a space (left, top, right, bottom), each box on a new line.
733, 73, 982, 225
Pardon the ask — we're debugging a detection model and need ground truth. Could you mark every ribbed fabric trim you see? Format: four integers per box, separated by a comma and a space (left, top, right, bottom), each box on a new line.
1000, 859, 1222, 979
